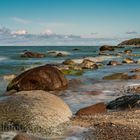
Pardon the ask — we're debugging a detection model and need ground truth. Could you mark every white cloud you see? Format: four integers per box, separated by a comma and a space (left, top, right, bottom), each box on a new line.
11, 17, 30, 24
0, 27, 123, 46
11, 30, 28, 35
42, 29, 55, 35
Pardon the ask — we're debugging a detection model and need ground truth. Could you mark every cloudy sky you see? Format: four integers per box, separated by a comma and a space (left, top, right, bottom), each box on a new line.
0, 0, 140, 45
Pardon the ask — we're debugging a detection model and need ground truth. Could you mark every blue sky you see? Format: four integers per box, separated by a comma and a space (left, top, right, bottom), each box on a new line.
0, 0, 140, 45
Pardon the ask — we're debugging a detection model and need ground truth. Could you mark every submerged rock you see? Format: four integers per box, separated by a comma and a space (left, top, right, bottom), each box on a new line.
0, 90, 72, 136
107, 95, 140, 110
75, 102, 107, 116
7, 65, 68, 92
103, 73, 128, 80
21, 51, 45, 58
61, 69, 84, 76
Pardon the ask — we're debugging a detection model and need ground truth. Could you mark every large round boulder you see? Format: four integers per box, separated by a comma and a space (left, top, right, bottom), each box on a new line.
7, 65, 68, 92
0, 90, 72, 136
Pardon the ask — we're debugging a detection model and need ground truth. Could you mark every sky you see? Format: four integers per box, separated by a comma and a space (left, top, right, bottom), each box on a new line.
0, 0, 140, 45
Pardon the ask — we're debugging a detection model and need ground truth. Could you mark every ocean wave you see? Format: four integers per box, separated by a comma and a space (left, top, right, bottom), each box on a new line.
0, 56, 8, 61
73, 56, 117, 63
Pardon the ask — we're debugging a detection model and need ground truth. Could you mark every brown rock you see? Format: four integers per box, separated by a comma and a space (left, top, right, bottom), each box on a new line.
62, 59, 76, 65
13, 133, 45, 140
80, 59, 98, 69
7, 65, 68, 92
129, 74, 140, 80
107, 61, 121, 66
124, 49, 132, 54
122, 58, 136, 64
21, 51, 45, 58
130, 68, 140, 73
99, 45, 116, 51
13, 134, 31, 140
75, 102, 107, 116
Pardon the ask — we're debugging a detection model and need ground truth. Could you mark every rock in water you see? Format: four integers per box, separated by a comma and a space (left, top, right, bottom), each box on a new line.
80, 59, 98, 69
75, 102, 107, 116
107, 61, 121, 66
0, 90, 72, 136
7, 65, 68, 92
107, 95, 140, 110
99, 45, 116, 51
103, 73, 128, 80
21, 51, 46, 58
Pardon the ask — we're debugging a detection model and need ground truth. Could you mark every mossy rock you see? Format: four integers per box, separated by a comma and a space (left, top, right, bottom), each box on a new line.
61, 69, 84, 76
103, 73, 128, 80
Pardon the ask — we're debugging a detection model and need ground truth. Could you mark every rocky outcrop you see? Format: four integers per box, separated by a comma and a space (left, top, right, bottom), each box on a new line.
118, 38, 140, 46
75, 103, 107, 116
7, 65, 68, 92
0, 90, 72, 136
21, 51, 46, 58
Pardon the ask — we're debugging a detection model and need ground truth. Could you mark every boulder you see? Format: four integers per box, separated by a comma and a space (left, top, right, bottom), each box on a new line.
103, 73, 128, 80
7, 65, 68, 92
21, 51, 45, 58
107, 95, 140, 110
107, 61, 121, 66
80, 59, 98, 69
62, 59, 76, 65
99, 45, 116, 52
124, 49, 132, 54
122, 58, 136, 64
75, 102, 107, 116
0, 90, 72, 136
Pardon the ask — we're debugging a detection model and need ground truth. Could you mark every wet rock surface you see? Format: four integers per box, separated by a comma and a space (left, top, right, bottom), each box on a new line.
7, 65, 68, 92
75, 102, 107, 116
21, 51, 46, 58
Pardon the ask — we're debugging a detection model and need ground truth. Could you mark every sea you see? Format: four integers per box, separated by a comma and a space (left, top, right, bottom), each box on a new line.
0, 45, 140, 139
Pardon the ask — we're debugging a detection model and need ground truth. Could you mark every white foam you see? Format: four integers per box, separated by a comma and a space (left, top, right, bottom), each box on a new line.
0, 56, 8, 61
47, 50, 70, 56
73, 56, 117, 63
